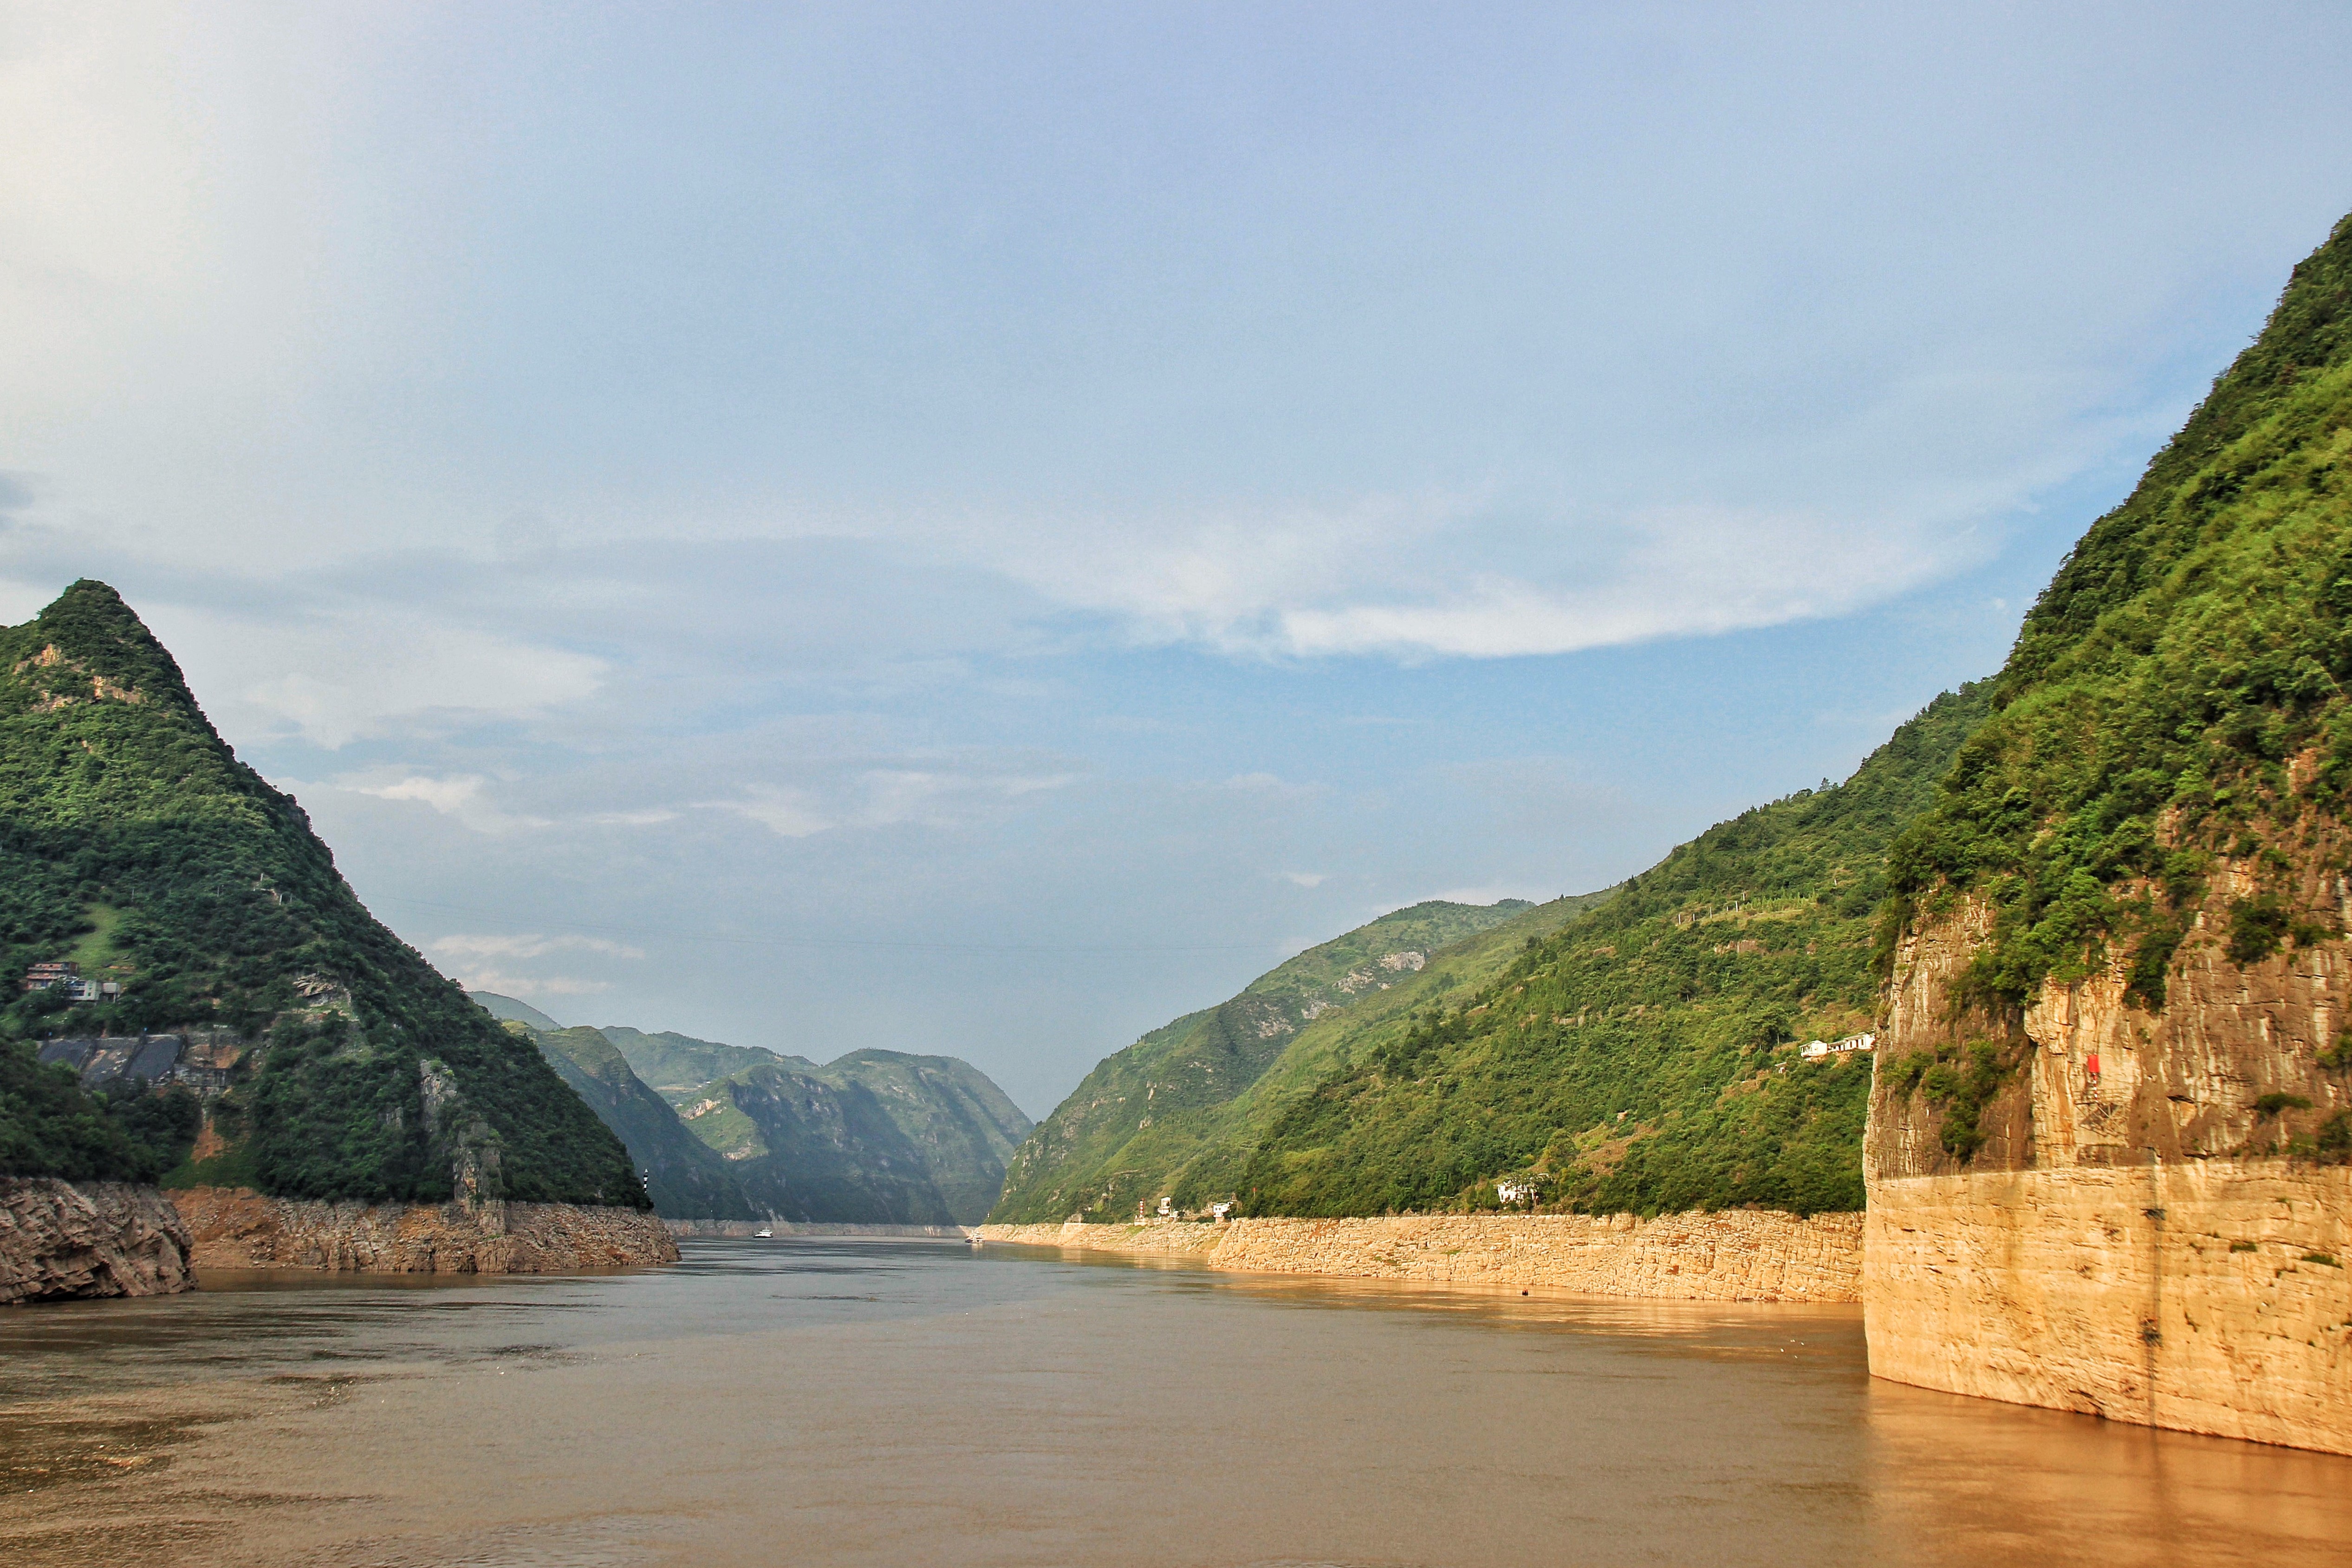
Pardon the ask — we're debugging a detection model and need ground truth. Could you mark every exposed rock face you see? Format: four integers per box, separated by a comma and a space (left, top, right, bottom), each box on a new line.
979, 1210, 1862, 1302
1870, 1162, 2352, 1452
1866, 889, 2352, 1453
171, 1186, 678, 1273
0, 1177, 195, 1304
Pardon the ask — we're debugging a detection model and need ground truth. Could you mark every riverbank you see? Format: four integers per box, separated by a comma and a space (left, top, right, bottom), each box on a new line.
170, 1186, 678, 1273
976, 1209, 1862, 1301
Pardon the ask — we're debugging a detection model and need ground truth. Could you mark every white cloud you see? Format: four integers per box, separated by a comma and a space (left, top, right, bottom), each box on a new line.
706, 765, 1080, 839
714, 785, 836, 839
1281, 871, 1329, 888
429, 933, 645, 962
338, 771, 553, 834
952, 495, 1991, 661
442, 966, 614, 1001
142, 603, 606, 749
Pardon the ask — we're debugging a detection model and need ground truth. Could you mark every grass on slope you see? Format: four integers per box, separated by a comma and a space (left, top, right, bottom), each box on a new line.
989, 897, 1579, 1223
1891, 212, 2352, 1031
1230, 685, 1989, 1218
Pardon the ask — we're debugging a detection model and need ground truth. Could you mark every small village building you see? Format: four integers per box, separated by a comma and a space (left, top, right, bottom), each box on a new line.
21, 960, 78, 993
1800, 1032, 1875, 1060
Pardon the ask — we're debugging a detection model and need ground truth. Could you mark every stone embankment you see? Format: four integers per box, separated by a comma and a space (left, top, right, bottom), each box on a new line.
978, 1210, 1862, 1302
0, 1177, 195, 1304
172, 1186, 678, 1273
1870, 1161, 2352, 1454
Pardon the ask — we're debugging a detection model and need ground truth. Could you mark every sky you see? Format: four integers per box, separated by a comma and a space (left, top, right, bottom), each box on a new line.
5, 3, 2352, 1117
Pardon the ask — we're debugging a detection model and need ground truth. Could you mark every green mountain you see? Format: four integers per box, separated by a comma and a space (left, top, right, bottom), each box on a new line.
991, 896, 1598, 1223
595, 1024, 812, 1094
1877, 210, 2352, 1163
477, 997, 1036, 1224
1890, 213, 2352, 1018
1130, 687, 1988, 1220
659, 1051, 996, 1225
527, 1023, 758, 1219
812, 1050, 1034, 1221
0, 583, 642, 1208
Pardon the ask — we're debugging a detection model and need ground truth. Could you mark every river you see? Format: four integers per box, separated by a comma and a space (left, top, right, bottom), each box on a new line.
2, 1238, 2346, 1566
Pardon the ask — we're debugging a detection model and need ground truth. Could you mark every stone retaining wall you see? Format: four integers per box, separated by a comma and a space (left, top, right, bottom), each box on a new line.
0, 1177, 195, 1304
1868, 1162, 2352, 1454
172, 1186, 678, 1273
977, 1209, 1862, 1302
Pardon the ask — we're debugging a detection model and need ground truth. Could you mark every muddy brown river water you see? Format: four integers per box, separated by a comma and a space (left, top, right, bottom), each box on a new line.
1, 1237, 2347, 1566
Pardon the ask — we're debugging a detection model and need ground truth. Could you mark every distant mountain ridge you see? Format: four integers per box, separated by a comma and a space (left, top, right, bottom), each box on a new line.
471, 994, 1031, 1224
990, 896, 1598, 1223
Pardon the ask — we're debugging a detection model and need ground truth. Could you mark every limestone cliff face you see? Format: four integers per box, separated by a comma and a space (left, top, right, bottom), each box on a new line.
0, 1178, 194, 1304
171, 1186, 678, 1273
1871, 862, 2352, 1179
1865, 872, 2352, 1452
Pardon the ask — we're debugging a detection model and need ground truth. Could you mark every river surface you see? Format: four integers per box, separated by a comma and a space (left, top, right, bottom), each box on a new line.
2, 1238, 2348, 1567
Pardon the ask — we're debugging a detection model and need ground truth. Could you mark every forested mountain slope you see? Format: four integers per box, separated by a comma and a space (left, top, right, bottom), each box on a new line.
1221, 687, 1987, 1218
476, 994, 1034, 1224
0, 583, 639, 1206
1875, 209, 2352, 1169
991, 896, 1602, 1223
527, 1023, 758, 1219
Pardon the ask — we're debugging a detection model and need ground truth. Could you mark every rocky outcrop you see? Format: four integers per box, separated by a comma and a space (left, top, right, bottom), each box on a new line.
978, 1210, 1863, 1302
1866, 883, 2352, 1453
0, 1177, 194, 1303
170, 1186, 678, 1273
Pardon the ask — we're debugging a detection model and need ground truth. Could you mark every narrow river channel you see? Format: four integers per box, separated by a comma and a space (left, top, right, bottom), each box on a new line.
3, 1238, 2346, 1566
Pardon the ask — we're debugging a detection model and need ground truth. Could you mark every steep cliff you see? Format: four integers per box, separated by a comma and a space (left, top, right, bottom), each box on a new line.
1866, 213, 2352, 1452
0, 583, 643, 1212
526, 1024, 758, 1220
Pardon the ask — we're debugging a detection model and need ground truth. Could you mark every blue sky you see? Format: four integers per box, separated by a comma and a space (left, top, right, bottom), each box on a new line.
5, 3, 2351, 1114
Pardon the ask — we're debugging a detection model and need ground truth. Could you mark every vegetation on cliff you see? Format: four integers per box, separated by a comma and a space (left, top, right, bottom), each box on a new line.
0, 583, 643, 1206
989, 897, 1597, 1223
1887, 214, 2352, 1024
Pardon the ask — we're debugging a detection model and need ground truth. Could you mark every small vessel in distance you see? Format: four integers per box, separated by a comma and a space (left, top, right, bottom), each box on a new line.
755, 1228, 773, 1239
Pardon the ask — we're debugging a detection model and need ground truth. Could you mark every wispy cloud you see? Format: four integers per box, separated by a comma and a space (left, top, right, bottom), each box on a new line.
704, 765, 1081, 839
429, 933, 645, 962
341, 772, 554, 834
953, 495, 1994, 661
